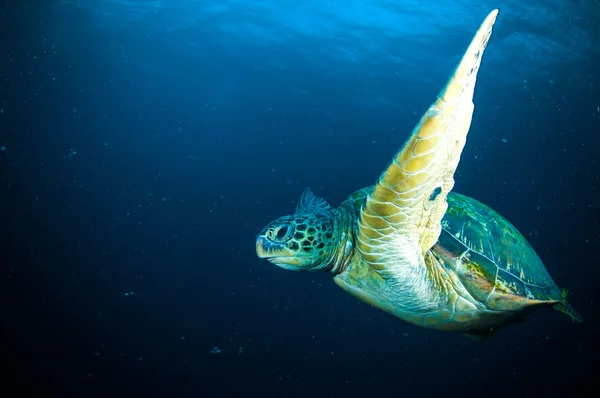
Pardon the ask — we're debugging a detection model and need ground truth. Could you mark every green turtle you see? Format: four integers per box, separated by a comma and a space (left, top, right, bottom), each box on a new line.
255, 10, 582, 338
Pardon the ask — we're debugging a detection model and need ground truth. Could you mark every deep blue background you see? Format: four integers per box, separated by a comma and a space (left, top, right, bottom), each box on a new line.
2, 0, 599, 397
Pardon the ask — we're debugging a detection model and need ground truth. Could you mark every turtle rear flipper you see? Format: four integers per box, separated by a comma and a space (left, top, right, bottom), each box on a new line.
553, 301, 583, 323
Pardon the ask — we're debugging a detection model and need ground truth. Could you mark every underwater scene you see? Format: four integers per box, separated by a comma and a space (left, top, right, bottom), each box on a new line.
2, 0, 599, 397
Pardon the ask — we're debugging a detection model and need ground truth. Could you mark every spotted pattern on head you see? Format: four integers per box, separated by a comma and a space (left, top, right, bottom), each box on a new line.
261, 213, 335, 256
256, 189, 340, 270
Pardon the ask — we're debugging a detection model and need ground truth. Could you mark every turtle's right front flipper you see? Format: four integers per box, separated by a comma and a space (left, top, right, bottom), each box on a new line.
358, 10, 499, 274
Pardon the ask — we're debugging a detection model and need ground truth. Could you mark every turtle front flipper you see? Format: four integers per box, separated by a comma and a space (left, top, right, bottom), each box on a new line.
358, 10, 499, 276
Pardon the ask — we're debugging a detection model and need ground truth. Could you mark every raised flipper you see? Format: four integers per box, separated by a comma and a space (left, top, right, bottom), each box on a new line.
357, 10, 499, 278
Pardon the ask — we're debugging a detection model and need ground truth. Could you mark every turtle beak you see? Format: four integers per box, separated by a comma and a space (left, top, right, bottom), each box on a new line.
256, 236, 288, 261
256, 236, 303, 268
256, 237, 269, 258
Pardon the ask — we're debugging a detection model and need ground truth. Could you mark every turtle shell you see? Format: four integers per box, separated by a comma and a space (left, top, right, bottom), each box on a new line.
436, 192, 562, 307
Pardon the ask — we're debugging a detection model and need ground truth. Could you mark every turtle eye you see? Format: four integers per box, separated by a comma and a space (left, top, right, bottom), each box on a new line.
273, 225, 290, 241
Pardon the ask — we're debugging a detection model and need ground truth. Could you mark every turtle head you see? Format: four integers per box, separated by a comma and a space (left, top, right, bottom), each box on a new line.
256, 189, 337, 271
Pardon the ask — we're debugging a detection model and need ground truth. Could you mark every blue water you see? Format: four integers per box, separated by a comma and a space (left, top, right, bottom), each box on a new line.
2, 0, 599, 396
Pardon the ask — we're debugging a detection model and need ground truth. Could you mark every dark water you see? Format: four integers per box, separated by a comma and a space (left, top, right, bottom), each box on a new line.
2, 0, 599, 397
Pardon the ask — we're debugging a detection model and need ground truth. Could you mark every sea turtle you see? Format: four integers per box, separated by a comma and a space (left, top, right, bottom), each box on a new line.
255, 10, 582, 338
